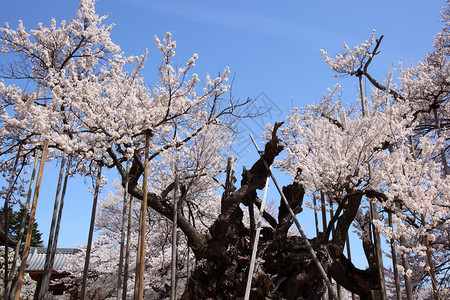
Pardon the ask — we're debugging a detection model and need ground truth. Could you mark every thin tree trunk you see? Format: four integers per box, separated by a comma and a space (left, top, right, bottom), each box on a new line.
38, 154, 67, 299
80, 165, 102, 299
170, 173, 179, 300
2, 142, 22, 297
6, 149, 40, 299
117, 159, 130, 300
388, 212, 401, 300
134, 132, 150, 300
14, 139, 50, 300
122, 195, 134, 300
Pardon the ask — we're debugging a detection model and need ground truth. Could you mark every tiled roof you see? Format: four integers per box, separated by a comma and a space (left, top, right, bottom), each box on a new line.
25, 247, 81, 272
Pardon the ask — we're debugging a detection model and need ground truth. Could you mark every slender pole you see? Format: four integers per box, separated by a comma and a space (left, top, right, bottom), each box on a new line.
80, 165, 102, 299
388, 212, 401, 300
170, 173, 179, 300
321, 192, 334, 300
359, 74, 386, 300
329, 203, 342, 300
320, 191, 327, 233
14, 140, 50, 300
313, 193, 319, 236
39, 154, 67, 299
370, 203, 386, 300
122, 195, 134, 300
46, 156, 70, 294
117, 158, 130, 300
6, 149, 40, 299
244, 167, 270, 300
134, 132, 150, 300
2, 142, 22, 297
250, 134, 339, 300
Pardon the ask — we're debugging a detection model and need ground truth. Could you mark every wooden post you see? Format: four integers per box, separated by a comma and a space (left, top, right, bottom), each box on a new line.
370, 203, 386, 300
122, 194, 134, 300
388, 212, 401, 300
2, 142, 22, 297
39, 154, 67, 299
14, 140, 50, 300
6, 149, 40, 299
134, 132, 150, 300
313, 193, 319, 236
170, 173, 179, 300
80, 165, 102, 299
329, 203, 342, 299
117, 158, 130, 300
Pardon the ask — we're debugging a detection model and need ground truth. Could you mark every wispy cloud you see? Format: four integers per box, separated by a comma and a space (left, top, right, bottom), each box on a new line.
112, 0, 340, 43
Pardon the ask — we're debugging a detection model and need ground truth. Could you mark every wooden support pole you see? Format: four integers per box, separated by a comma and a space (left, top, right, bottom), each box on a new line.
370, 202, 386, 300
313, 193, 320, 237
2, 142, 22, 297
170, 173, 179, 300
80, 165, 102, 299
388, 212, 401, 300
134, 132, 150, 300
39, 154, 67, 299
14, 140, 50, 300
6, 149, 40, 299
117, 158, 130, 300
122, 194, 134, 300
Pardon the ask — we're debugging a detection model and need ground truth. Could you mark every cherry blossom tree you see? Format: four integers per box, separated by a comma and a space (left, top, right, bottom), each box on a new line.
0, 0, 245, 298
0, 0, 448, 299
278, 3, 449, 298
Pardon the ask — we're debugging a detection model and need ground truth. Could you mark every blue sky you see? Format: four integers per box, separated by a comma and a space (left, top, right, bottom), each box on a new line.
0, 0, 445, 267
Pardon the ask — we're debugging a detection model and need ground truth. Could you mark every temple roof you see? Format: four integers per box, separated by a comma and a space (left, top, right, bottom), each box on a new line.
25, 247, 81, 273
